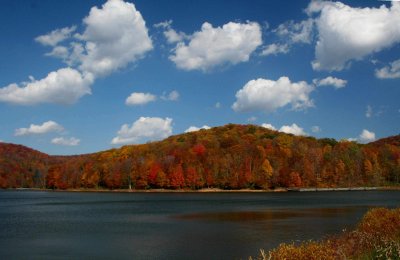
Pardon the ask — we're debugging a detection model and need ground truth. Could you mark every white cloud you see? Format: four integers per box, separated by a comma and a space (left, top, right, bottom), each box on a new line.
169, 21, 262, 71
375, 59, 400, 79
261, 123, 276, 131
309, 1, 400, 71
366, 105, 373, 118
262, 19, 314, 57
76, 0, 153, 77
164, 28, 188, 44
311, 125, 321, 133
0, 68, 93, 105
15, 121, 64, 136
261, 122, 308, 136
215, 102, 221, 109
260, 43, 289, 56
232, 77, 314, 113
359, 129, 376, 143
125, 92, 157, 106
154, 20, 171, 28
51, 137, 80, 146
111, 117, 173, 144
347, 129, 376, 143
45, 46, 70, 60
275, 19, 314, 44
66, 42, 85, 67
3, 0, 152, 107
279, 123, 308, 136
35, 26, 76, 46
247, 116, 257, 122
155, 20, 188, 44
185, 125, 211, 133
313, 76, 347, 88
161, 90, 179, 101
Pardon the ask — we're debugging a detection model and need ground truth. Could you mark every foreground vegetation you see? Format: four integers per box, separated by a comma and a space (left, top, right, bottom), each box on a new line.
1, 124, 399, 190
253, 207, 400, 260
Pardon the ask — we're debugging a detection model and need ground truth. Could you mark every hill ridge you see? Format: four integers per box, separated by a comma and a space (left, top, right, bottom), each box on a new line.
0, 124, 399, 189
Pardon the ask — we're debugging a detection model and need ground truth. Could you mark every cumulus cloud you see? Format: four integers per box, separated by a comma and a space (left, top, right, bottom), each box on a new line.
169, 21, 262, 71
359, 129, 376, 143
261, 122, 307, 136
247, 116, 257, 122
154, 20, 189, 44
279, 123, 308, 136
161, 90, 179, 101
111, 117, 173, 145
125, 90, 179, 106
125, 92, 157, 106
260, 43, 289, 56
164, 28, 187, 44
0, 68, 92, 105
64, 42, 85, 67
311, 125, 321, 133
261, 18, 313, 57
184, 125, 211, 133
309, 1, 400, 71
261, 123, 276, 131
313, 76, 347, 88
215, 102, 221, 109
275, 18, 314, 44
232, 76, 314, 113
15, 121, 64, 136
366, 105, 373, 118
375, 59, 400, 79
76, 0, 153, 77
35, 26, 77, 46
51, 137, 80, 146
3, 0, 153, 106
45, 46, 70, 60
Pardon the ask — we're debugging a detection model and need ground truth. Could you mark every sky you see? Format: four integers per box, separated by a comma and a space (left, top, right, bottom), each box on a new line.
0, 0, 399, 155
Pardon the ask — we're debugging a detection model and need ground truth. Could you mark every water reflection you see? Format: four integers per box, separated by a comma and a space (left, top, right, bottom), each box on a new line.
0, 190, 399, 259
175, 210, 301, 222
174, 207, 364, 223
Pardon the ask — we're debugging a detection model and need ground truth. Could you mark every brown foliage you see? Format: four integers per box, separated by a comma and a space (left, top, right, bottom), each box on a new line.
255, 208, 400, 260
1, 124, 400, 190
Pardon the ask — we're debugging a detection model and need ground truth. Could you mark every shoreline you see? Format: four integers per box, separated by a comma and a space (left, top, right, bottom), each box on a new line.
8, 186, 400, 193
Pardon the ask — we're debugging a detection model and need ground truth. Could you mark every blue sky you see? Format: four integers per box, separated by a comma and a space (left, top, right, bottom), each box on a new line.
0, 0, 399, 155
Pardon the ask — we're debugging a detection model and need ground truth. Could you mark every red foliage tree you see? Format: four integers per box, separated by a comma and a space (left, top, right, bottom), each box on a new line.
288, 172, 302, 188
192, 143, 206, 157
169, 164, 185, 189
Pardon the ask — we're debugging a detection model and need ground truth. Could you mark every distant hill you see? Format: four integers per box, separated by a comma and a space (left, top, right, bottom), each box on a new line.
0, 143, 49, 188
369, 134, 400, 147
1, 124, 399, 190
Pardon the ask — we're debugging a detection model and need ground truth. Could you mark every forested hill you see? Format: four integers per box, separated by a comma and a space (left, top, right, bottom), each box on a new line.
1, 124, 399, 190
0, 143, 49, 188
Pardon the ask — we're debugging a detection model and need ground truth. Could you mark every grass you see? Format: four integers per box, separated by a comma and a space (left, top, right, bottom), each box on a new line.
252, 207, 400, 260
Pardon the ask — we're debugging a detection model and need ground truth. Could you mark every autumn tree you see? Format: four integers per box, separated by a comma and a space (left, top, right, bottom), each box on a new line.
254, 159, 273, 189
1, 125, 399, 190
288, 171, 302, 188
169, 164, 185, 189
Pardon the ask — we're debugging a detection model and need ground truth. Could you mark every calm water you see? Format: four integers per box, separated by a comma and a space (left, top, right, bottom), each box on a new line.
0, 190, 399, 259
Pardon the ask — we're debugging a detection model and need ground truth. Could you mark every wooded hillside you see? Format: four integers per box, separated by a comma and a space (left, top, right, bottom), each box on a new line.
1, 124, 399, 190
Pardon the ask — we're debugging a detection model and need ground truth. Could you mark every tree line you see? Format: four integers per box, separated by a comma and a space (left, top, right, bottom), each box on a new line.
1, 124, 399, 190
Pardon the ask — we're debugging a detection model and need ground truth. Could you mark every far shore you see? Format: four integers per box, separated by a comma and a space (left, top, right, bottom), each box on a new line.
8, 186, 400, 193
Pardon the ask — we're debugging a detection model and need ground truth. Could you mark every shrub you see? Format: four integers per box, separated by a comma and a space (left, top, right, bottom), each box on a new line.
254, 208, 400, 260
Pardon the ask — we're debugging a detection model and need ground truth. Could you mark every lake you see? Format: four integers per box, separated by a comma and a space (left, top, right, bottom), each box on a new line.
0, 190, 399, 259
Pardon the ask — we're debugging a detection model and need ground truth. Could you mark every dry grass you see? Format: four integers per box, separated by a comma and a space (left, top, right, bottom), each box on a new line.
253, 208, 400, 260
